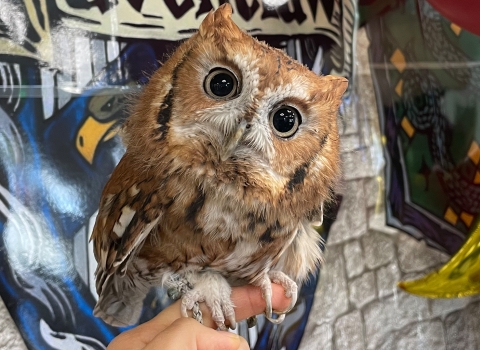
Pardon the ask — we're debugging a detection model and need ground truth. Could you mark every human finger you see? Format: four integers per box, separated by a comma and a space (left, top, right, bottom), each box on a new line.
107, 283, 291, 349
142, 317, 249, 350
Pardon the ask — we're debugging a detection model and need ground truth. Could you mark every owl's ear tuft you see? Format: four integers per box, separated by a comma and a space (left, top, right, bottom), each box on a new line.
199, 10, 215, 37
321, 76, 349, 100
332, 77, 349, 99
216, 3, 233, 19
199, 3, 243, 39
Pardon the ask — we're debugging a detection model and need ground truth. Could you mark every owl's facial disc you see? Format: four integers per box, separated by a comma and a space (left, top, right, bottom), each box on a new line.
220, 119, 247, 161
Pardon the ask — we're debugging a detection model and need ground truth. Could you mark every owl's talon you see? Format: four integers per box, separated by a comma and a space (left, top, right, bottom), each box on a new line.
247, 316, 257, 328
227, 312, 237, 330
210, 302, 235, 331
279, 287, 298, 314
284, 292, 298, 313
258, 274, 274, 320
257, 271, 298, 324
268, 270, 298, 314
265, 312, 285, 324
220, 300, 236, 329
263, 297, 285, 324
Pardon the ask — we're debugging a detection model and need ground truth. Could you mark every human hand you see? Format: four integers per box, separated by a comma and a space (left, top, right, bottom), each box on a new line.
107, 284, 291, 350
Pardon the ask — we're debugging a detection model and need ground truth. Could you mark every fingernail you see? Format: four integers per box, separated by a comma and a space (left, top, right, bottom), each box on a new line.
220, 332, 250, 350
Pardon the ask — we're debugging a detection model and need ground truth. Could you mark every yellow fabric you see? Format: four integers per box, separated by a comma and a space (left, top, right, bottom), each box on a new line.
399, 221, 480, 298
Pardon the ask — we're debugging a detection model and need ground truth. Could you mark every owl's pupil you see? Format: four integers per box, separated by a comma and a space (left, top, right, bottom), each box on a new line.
210, 73, 234, 97
204, 68, 239, 100
273, 108, 296, 133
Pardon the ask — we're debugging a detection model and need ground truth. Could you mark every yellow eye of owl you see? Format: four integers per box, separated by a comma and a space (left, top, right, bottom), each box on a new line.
204, 68, 239, 100
269, 105, 301, 138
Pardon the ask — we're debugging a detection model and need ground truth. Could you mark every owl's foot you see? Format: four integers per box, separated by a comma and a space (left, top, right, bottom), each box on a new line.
180, 291, 205, 324
165, 274, 203, 323
258, 271, 298, 324
269, 270, 298, 313
179, 272, 236, 331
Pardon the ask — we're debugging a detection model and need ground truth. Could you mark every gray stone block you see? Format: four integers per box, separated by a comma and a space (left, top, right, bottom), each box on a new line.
430, 298, 470, 319
341, 150, 377, 181
445, 308, 477, 350
364, 292, 430, 349
364, 177, 381, 209
334, 311, 365, 350
311, 245, 349, 324
397, 233, 449, 273
349, 272, 376, 309
339, 99, 359, 136
466, 301, 480, 348
299, 323, 333, 350
376, 320, 446, 350
344, 240, 365, 279
367, 209, 400, 236
328, 180, 367, 244
340, 134, 362, 153
376, 262, 401, 299
362, 230, 395, 269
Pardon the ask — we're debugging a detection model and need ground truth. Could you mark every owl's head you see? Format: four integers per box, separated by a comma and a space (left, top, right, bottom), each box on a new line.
126, 4, 347, 219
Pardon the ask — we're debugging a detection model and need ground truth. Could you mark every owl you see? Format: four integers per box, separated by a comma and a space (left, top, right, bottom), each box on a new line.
91, 3, 347, 331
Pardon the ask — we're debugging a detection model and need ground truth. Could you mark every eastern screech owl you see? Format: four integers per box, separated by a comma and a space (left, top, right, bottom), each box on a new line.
91, 3, 347, 330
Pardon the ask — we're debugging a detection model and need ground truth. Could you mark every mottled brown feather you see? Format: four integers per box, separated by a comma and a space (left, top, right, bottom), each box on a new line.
91, 3, 348, 326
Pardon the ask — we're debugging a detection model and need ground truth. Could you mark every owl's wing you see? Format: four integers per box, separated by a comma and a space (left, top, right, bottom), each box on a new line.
91, 153, 162, 295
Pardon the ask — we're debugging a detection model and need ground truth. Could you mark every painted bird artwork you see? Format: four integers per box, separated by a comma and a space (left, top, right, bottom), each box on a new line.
91, 3, 348, 331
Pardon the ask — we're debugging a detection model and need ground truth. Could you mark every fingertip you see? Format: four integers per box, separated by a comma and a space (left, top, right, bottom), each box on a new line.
215, 331, 249, 350
231, 283, 292, 321
238, 335, 250, 350
168, 318, 247, 350
271, 283, 292, 313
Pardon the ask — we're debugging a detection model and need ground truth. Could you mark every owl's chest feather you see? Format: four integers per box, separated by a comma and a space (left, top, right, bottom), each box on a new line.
138, 180, 298, 282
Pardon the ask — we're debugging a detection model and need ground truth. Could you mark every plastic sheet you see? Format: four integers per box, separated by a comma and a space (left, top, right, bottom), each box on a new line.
365, 0, 480, 298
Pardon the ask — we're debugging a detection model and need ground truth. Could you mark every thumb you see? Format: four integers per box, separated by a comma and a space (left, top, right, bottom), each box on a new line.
143, 317, 250, 350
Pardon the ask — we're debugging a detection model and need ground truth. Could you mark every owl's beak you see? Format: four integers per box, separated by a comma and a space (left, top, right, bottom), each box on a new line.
220, 119, 247, 161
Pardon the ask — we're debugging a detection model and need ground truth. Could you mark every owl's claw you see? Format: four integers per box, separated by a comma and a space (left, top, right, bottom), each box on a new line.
269, 270, 298, 314
247, 316, 257, 328
226, 309, 237, 330
258, 271, 298, 324
177, 272, 235, 331
265, 310, 286, 324
209, 296, 236, 330
258, 274, 285, 324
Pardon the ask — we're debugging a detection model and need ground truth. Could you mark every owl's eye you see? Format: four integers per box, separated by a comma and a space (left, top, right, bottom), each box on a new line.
269, 105, 301, 138
204, 68, 239, 100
